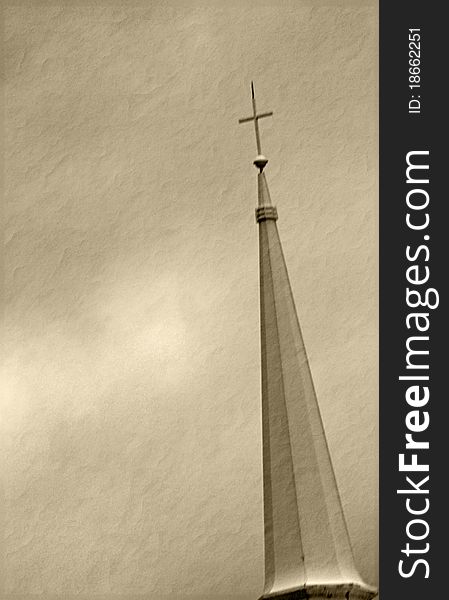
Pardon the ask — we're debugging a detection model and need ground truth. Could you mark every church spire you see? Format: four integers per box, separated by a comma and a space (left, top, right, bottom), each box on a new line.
239, 84, 376, 600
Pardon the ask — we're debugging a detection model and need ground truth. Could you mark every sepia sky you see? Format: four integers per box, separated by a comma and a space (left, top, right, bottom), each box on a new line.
1, 1, 378, 598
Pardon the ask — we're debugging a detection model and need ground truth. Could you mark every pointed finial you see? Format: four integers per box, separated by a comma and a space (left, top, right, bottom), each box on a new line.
239, 82, 273, 171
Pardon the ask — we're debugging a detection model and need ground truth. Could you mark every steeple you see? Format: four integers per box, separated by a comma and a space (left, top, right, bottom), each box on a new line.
239, 84, 377, 600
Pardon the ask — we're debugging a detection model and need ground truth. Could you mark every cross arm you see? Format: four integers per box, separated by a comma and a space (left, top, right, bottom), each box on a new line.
238, 111, 273, 124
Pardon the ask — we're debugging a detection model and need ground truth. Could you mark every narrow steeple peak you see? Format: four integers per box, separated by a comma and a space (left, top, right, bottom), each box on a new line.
238, 81, 273, 172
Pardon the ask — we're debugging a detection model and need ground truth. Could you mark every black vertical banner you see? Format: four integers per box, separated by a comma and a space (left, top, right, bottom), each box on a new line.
380, 2, 446, 599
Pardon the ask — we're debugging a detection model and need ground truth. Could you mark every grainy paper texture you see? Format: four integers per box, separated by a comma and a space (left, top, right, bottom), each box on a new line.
1, 2, 378, 598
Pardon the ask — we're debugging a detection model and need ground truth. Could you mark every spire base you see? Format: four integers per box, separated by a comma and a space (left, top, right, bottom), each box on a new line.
259, 582, 377, 600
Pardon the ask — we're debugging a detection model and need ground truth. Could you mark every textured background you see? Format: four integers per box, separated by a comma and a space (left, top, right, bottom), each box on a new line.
1, 1, 378, 598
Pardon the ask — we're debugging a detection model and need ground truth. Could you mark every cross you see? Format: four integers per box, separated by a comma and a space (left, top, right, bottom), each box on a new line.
238, 81, 273, 155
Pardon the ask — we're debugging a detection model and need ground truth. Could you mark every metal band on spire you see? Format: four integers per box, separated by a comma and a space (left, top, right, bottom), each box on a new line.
239, 81, 273, 171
